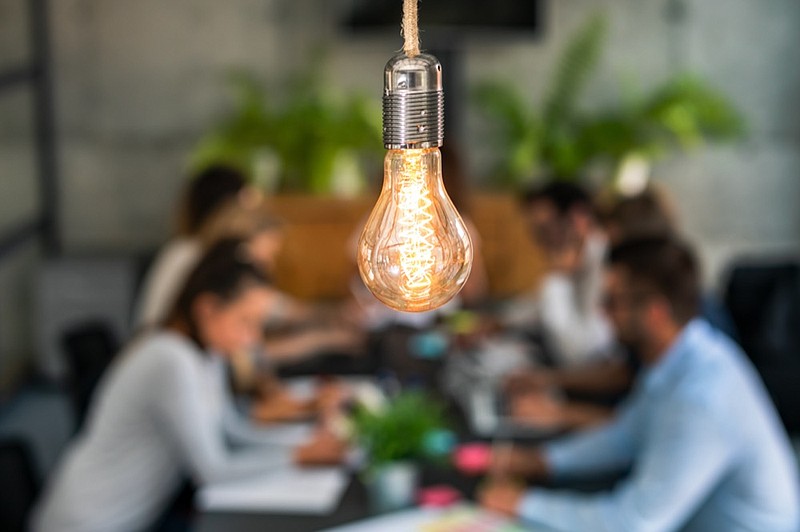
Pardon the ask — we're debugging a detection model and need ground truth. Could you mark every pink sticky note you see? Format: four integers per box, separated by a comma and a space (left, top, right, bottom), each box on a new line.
453, 442, 492, 475
417, 485, 462, 508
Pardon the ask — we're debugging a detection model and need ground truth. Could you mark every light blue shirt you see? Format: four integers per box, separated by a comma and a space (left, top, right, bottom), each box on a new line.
519, 319, 800, 532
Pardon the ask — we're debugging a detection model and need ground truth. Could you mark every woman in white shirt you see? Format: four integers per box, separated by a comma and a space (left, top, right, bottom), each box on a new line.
135, 165, 258, 329
33, 239, 344, 532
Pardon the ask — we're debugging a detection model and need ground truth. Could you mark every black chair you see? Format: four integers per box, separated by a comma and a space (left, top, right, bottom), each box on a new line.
0, 438, 40, 532
723, 261, 800, 433
61, 320, 120, 431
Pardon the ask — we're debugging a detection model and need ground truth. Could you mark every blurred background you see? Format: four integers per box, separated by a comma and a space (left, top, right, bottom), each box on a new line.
0, 0, 799, 510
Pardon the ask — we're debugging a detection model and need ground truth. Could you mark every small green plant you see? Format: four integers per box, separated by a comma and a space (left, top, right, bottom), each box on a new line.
473, 13, 745, 188
349, 390, 450, 472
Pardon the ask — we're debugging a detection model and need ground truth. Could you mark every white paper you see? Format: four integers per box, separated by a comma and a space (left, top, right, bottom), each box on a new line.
236, 422, 315, 446
321, 507, 446, 531
284, 376, 380, 401
321, 505, 527, 532
198, 466, 348, 514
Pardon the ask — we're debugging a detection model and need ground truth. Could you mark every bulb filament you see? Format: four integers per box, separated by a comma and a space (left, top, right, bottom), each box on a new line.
396, 150, 436, 296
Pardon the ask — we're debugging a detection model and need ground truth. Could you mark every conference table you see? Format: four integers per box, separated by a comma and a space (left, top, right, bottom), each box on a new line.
195, 465, 620, 532
195, 326, 611, 531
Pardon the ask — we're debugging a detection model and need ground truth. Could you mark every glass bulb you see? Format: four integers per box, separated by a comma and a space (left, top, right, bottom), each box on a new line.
357, 147, 473, 312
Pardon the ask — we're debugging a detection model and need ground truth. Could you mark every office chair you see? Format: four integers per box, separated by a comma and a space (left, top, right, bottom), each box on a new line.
61, 320, 120, 432
0, 437, 40, 532
723, 260, 800, 433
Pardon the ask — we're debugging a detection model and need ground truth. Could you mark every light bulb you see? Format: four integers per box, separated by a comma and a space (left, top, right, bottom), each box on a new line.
357, 53, 472, 313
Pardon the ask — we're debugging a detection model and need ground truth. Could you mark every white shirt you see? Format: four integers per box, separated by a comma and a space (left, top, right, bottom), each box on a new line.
32, 332, 292, 532
536, 232, 613, 366
134, 238, 203, 329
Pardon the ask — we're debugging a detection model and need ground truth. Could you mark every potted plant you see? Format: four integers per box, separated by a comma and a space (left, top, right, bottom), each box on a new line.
347, 389, 453, 513
473, 13, 745, 191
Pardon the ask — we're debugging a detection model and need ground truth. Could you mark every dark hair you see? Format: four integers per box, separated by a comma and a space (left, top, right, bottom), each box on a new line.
602, 189, 675, 242
608, 236, 700, 325
180, 165, 247, 236
166, 238, 271, 347
520, 181, 592, 216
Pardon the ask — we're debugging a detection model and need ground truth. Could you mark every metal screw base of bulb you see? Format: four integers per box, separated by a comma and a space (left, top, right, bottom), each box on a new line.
382, 53, 444, 150
383, 91, 443, 150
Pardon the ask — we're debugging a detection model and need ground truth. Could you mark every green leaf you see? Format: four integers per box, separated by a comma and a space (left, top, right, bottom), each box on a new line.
468, 12, 744, 188
350, 391, 449, 470
641, 75, 745, 149
543, 13, 606, 128
188, 64, 382, 193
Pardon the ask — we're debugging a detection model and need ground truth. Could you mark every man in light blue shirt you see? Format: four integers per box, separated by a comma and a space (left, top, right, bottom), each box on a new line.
480, 237, 800, 531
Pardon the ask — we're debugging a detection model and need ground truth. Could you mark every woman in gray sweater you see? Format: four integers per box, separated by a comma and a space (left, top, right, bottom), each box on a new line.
33, 239, 344, 532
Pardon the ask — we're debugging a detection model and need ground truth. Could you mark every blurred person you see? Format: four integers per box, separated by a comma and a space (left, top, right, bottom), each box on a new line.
600, 186, 677, 246
601, 186, 736, 339
134, 164, 255, 330
506, 188, 737, 430
504, 189, 674, 429
193, 201, 362, 423
139, 179, 364, 371
171, 202, 362, 422
480, 237, 800, 532
33, 240, 346, 532
510, 181, 613, 367
201, 199, 364, 369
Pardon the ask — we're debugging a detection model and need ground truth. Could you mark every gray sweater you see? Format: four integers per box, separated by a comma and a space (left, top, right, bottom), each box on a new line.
33, 331, 292, 532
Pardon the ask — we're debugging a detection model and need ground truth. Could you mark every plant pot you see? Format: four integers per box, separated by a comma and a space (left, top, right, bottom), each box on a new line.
365, 461, 420, 514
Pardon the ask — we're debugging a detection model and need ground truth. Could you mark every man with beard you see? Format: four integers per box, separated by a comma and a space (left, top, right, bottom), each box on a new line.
479, 236, 799, 532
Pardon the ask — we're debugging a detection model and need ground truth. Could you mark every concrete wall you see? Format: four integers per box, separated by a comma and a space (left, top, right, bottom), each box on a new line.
3, 0, 800, 281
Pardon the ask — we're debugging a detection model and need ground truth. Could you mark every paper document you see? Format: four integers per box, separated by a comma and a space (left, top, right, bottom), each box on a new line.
198, 466, 348, 514
236, 422, 315, 446
321, 505, 527, 531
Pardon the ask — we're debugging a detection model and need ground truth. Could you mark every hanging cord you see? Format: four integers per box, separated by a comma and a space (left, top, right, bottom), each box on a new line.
402, 0, 420, 57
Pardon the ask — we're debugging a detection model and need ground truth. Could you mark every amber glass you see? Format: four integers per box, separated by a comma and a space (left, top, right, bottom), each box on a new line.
357, 148, 473, 312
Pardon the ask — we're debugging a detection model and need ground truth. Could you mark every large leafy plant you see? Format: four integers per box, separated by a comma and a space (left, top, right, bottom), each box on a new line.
473, 14, 745, 188
191, 64, 383, 195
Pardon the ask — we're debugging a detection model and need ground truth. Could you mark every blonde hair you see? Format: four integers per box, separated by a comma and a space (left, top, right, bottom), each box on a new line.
197, 198, 285, 250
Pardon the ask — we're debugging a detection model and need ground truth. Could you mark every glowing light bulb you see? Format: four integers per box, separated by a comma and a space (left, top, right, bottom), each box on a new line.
357, 53, 473, 312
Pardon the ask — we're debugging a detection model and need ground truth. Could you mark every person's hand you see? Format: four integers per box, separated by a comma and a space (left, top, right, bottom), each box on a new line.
319, 327, 367, 356
503, 370, 556, 396
251, 391, 314, 423
255, 373, 284, 398
490, 446, 549, 480
509, 389, 569, 430
293, 429, 347, 466
314, 379, 350, 419
478, 477, 526, 518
